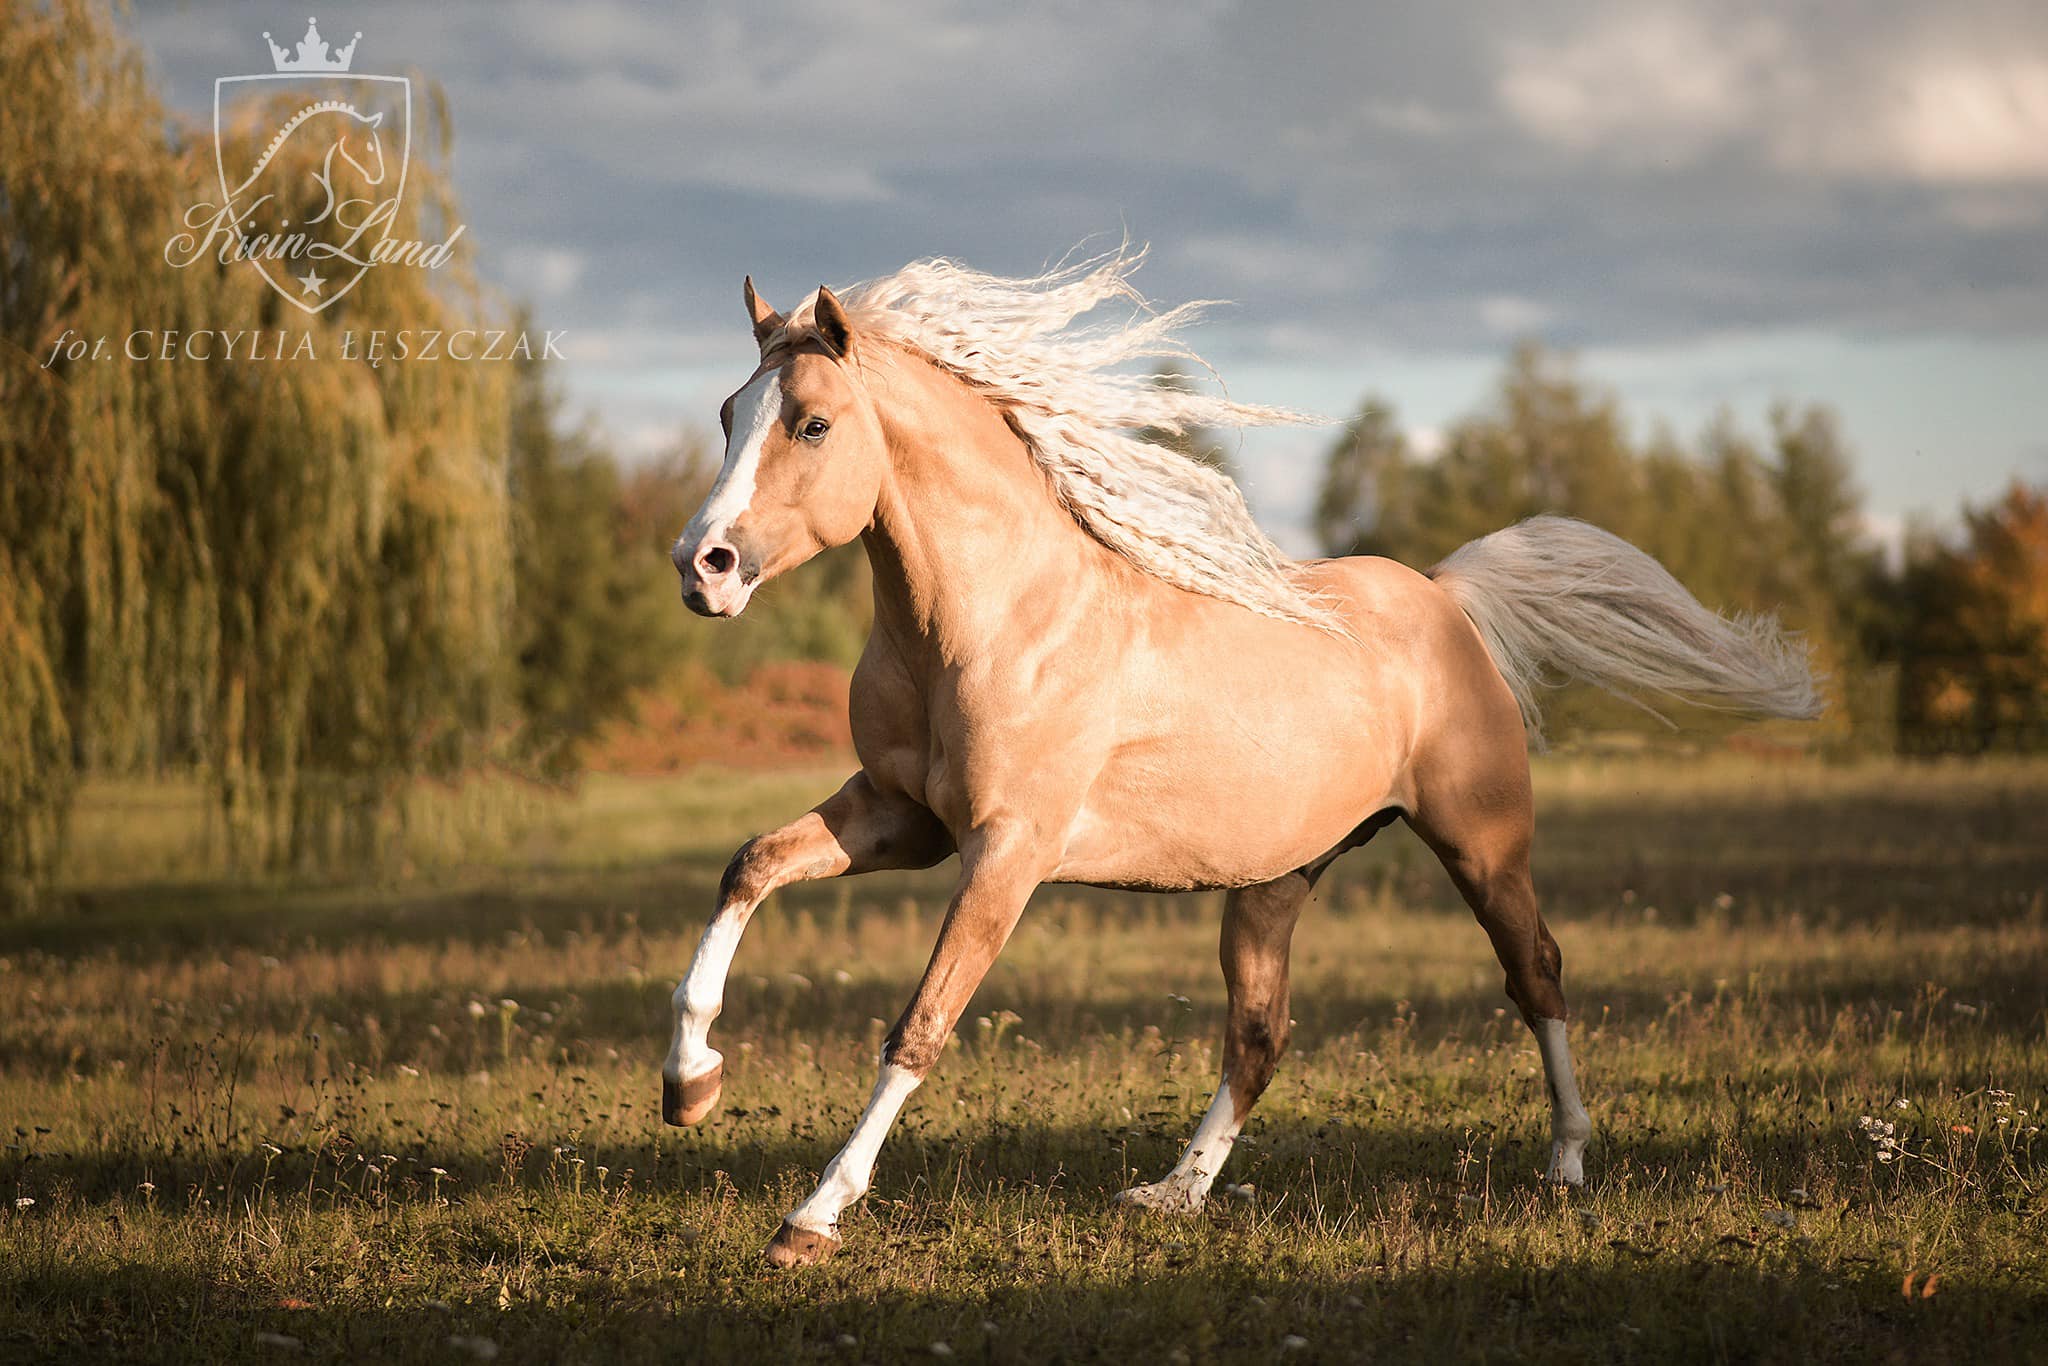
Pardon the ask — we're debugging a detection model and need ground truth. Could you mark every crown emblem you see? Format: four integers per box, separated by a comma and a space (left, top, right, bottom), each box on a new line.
264, 18, 361, 73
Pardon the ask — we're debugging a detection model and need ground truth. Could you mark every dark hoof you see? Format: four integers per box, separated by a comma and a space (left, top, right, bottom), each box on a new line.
661, 1063, 722, 1126
763, 1219, 840, 1267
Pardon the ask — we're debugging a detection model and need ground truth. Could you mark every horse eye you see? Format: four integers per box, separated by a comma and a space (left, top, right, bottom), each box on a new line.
800, 417, 830, 442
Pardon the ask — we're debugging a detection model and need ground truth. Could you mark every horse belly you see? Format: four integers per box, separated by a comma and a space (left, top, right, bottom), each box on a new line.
1052, 728, 1397, 890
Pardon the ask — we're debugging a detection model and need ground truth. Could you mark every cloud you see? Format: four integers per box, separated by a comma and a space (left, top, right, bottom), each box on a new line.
117, 0, 2048, 530
1798, 54, 2048, 182
1495, 9, 1788, 164
1478, 294, 1551, 337
1494, 5, 2048, 187
501, 246, 589, 299
125, 0, 2048, 356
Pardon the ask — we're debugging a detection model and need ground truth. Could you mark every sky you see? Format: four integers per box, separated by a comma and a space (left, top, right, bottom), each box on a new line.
125, 1, 2048, 551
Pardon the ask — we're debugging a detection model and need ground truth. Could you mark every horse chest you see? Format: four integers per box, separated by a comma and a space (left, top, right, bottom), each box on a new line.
852, 638, 1081, 835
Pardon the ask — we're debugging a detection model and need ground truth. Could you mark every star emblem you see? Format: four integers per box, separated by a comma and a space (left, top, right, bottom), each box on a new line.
296, 269, 326, 297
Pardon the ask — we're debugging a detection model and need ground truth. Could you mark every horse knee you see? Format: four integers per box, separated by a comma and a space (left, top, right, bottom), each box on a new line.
718, 837, 767, 908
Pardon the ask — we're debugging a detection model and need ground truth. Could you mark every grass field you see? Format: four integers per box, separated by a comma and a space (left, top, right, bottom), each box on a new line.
5, 758, 2048, 1362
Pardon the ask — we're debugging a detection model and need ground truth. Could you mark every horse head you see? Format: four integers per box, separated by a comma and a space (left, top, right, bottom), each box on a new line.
672, 280, 887, 619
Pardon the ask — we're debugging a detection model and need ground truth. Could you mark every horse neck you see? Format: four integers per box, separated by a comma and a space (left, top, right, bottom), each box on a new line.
862, 349, 1120, 656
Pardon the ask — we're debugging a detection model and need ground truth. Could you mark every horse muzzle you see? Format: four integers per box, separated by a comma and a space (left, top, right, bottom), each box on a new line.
675, 534, 759, 617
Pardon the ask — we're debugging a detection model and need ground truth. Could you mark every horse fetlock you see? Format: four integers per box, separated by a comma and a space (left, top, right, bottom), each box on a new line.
1547, 1106, 1591, 1185
1547, 1136, 1587, 1187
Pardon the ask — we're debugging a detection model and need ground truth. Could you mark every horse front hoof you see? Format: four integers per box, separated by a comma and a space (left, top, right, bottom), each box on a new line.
661, 1063, 723, 1126
763, 1219, 841, 1268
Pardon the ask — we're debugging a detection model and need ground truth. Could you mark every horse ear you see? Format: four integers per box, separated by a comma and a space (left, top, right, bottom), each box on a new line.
743, 275, 783, 351
813, 285, 854, 357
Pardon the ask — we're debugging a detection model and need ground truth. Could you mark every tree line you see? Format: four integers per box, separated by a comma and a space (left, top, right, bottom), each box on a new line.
1312, 345, 2047, 753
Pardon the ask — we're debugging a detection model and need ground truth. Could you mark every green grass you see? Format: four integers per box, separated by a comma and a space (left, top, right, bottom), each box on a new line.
5, 758, 2048, 1362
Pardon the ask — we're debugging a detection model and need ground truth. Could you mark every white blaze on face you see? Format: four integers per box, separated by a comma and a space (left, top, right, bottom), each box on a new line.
679, 368, 783, 555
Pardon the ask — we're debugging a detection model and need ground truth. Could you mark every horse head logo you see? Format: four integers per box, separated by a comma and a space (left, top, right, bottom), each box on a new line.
212, 24, 411, 313
307, 106, 388, 227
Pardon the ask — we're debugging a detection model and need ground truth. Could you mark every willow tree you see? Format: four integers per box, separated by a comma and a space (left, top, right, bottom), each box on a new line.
1, 0, 514, 875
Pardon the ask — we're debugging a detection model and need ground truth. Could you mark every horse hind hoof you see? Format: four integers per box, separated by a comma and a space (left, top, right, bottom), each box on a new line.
763, 1219, 841, 1268
1546, 1141, 1587, 1188
1114, 1180, 1205, 1214
661, 1063, 723, 1126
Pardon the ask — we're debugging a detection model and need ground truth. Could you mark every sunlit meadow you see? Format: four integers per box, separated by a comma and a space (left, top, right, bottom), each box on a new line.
4, 759, 2047, 1362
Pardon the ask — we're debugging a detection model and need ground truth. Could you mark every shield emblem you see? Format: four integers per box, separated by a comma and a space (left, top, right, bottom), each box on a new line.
214, 71, 410, 314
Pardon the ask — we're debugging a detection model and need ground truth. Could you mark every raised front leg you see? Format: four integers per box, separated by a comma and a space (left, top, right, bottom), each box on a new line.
1118, 868, 1316, 1213
765, 827, 1046, 1266
663, 772, 949, 1125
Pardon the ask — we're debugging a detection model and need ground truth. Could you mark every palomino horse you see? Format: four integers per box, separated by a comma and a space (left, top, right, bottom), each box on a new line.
664, 251, 1818, 1266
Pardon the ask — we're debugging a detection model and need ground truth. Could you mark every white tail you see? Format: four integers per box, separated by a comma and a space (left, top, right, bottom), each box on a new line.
1430, 516, 1823, 742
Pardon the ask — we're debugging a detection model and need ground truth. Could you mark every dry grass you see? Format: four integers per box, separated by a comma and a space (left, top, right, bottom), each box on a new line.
5, 757, 2047, 1362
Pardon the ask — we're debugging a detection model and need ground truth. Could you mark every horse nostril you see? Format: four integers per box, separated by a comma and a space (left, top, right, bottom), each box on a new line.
699, 545, 737, 577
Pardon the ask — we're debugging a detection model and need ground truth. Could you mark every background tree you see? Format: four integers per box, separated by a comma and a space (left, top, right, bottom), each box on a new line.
1897, 483, 2048, 753
1313, 397, 1414, 559
2, 1, 515, 873
1311, 344, 1884, 747
1138, 365, 1239, 483
505, 334, 701, 772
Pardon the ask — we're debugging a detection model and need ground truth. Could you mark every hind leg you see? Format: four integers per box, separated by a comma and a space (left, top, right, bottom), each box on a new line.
1410, 795, 1592, 1186
1117, 870, 1313, 1212
1118, 816, 1403, 1212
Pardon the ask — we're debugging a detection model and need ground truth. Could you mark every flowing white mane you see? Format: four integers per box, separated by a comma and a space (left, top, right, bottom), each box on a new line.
784, 248, 1341, 631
